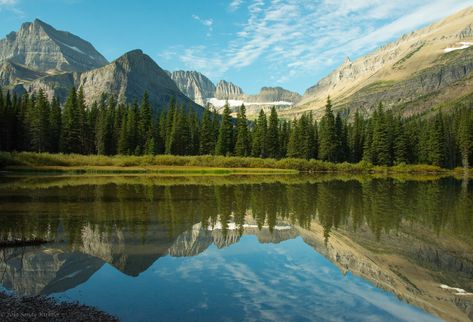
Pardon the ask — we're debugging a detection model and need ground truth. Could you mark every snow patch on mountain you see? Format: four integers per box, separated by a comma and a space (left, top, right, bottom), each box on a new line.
207, 97, 294, 108
443, 42, 473, 53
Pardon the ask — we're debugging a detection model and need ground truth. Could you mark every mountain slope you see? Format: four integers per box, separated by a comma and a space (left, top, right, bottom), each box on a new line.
0, 19, 108, 73
0, 20, 203, 114
284, 6, 473, 118
78, 50, 202, 113
168, 70, 301, 117
169, 70, 216, 106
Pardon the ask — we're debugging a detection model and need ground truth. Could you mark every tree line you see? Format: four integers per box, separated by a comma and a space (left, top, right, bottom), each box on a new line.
1, 87, 472, 168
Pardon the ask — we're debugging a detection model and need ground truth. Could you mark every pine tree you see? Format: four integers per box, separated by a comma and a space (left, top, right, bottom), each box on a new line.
279, 120, 290, 158
393, 117, 408, 164
49, 97, 62, 153
215, 103, 234, 156
189, 110, 200, 155
199, 107, 215, 155
77, 87, 88, 154
287, 119, 300, 158
319, 97, 337, 161
96, 95, 115, 155
362, 119, 374, 163
349, 111, 364, 163
266, 106, 280, 158
235, 105, 250, 156
251, 110, 267, 158
371, 103, 391, 165
140, 92, 152, 136
118, 107, 129, 155
458, 109, 472, 169
428, 112, 446, 167
164, 100, 177, 154
61, 87, 82, 153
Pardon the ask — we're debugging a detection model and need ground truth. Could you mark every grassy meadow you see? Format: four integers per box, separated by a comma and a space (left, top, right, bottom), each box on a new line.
1, 151, 469, 176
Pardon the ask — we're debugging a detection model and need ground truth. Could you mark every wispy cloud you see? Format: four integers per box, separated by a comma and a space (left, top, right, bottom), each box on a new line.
177, 0, 472, 85
0, 0, 24, 17
229, 0, 244, 11
192, 14, 214, 37
0, 0, 17, 5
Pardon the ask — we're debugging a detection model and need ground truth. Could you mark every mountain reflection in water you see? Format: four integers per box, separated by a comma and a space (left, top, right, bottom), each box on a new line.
0, 175, 472, 321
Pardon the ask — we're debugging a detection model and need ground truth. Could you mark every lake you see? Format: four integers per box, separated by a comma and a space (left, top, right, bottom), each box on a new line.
0, 174, 472, 321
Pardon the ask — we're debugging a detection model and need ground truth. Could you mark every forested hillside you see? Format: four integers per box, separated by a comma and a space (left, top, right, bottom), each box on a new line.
1, 87, 472, 169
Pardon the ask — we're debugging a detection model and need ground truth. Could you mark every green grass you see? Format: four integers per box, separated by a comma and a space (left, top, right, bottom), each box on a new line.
0, 152, 465, 176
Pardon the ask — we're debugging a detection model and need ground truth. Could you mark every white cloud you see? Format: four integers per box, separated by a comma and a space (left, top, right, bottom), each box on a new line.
0, 0, 17, 4
0, 0, 23, 16
229, 0, 244, 11
178, 0, 472, 85
192, 14, 214, 37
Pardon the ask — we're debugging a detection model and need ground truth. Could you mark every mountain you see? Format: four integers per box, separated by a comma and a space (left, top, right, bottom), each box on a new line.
215, 80, 244, 99
0, 60, 46, 87
78, 50, 202, 112
0, 19, 108, 73
169, 70, 301, 117
0, 20, 203, 113
169, 70, 216, 106
284, 6, 473, 119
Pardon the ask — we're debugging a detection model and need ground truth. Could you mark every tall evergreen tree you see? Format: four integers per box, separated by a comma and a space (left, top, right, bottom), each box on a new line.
61, 87, 82, 153
251, 110, 268, 158
371, 103, 391, 165
428, 112, 446, 167
458, 109, 472, 169
266, 106, 280, 158
319, 97, 337, 161
200, 107, 215, 155
215, 103, 234, 156
235, 105, 250, 157
49, 97, 62, 153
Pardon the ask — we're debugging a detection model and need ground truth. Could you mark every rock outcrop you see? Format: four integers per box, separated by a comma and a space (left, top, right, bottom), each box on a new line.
78, 50, 202, 113
0, 60, 46, 87
246, 86, 301, 103
169, 70, 216, 106
0, 19, 108, 73
0, 21, 202, 114
215, 80, 244, 99
286, 6, 473, 119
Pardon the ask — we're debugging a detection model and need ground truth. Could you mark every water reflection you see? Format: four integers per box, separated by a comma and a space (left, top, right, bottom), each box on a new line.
0, 175, 472, 321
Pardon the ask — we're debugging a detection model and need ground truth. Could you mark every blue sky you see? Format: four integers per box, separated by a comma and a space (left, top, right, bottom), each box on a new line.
0, 0, 471, 94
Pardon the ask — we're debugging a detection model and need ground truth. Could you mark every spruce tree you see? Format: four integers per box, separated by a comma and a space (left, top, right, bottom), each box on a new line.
61, 87, 82, 153
349, 111, 364, 163
428, 112, 446, 167
49, 97, 62, 153
371, 103, 391, 165
393, 117, 408, 164
319, 97, 337, 162
287, 119, 300, 158
266, 106, 280, 158
200, 107, 215, 155
235, 105, 250, 156
77, 87, 88, 154
215, 103, 234, 156
29, 89, 50, 152
458, 109, 472, 168
251, 110, 267, 158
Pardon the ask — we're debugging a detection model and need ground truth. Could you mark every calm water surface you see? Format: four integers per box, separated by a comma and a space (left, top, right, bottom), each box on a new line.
0, 175, 472, 322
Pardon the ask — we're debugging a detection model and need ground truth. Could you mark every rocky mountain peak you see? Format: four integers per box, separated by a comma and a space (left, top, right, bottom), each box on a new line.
78, 49, 202, 113
215, 80, 244, 99
0, 18, 108, 73
169, 70, 216, 106
292, 6, 473, 118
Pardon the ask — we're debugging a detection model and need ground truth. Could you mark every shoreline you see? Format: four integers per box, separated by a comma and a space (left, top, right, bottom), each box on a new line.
0, 292, 117, 322
0, 152, 470, 177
